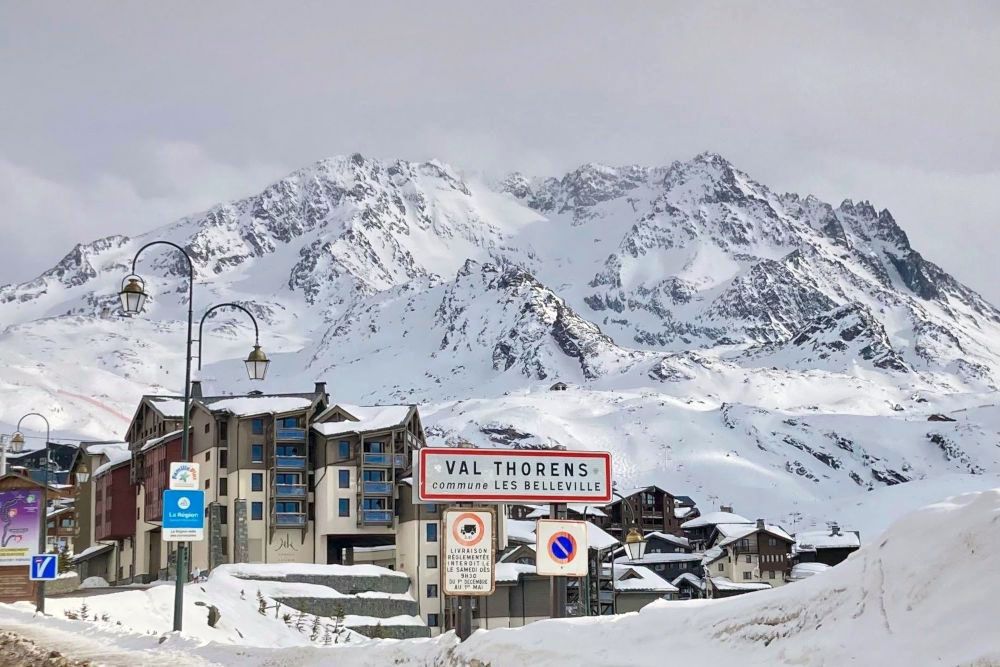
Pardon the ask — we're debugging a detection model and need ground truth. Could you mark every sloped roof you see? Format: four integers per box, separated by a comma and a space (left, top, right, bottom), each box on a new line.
794, 529, 861, 551
671, 572, 705, 589
615, 551, 702, 565
94, 448, 132, 477
140, 429, 184, 453
312, 404, 413, 436
716, 524, 794, 547
607, 564, 678, 593
681, 511, 753, 529
198, 395, 315, 417
645, 531, 691, 549
710, 577, 771, 592
495, 562, 536, 583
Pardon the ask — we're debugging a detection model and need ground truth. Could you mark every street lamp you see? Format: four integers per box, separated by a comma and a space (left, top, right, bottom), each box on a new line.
0, 433, 25, 477
119, 243, 272, 632
197, 303, 269, 381
14, 413, 51, 614
118, 275, 148, 315
75, 462, 90, 485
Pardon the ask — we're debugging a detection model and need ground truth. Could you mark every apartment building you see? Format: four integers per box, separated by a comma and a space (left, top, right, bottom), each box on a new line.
702, 519, 795, 596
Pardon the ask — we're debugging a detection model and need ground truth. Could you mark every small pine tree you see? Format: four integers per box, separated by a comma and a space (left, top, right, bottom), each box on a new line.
256, 590, 267, 616
294, 609, 307, 633
310, 615, 321, 642
332, 603, 347, 643
282, 612, 293, 626
370, 622, 385, 639
79, 600, 89, 620
322, 623, 333, 646
57, 545, 72, 574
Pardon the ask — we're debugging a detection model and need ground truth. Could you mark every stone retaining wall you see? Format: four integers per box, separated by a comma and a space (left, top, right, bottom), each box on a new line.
273, 595, 418, 618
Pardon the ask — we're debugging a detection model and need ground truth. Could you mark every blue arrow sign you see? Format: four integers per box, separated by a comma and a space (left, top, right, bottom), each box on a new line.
29, 554, 58, 581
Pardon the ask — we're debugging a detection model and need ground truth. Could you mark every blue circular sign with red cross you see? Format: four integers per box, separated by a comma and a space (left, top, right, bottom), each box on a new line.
548, 531, 578, 564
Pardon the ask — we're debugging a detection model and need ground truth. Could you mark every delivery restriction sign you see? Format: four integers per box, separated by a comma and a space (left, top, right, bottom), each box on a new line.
443, 508, 495, 595
535, 519, 589, 576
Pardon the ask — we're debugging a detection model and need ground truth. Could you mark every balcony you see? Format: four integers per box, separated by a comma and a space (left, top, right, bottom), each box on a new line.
275, 455, 306, 470
362, 453, 407, 467
361, 509, 393, 524
363, 480, 392, 495
274, 512, 306, 527
275, 484, 307, 499
276, 427, 306, 442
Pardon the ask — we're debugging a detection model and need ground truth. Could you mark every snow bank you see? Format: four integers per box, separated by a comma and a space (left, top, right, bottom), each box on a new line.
447, 488, 1000, 666
80, 576, 109, 589
216, 562, 407, 579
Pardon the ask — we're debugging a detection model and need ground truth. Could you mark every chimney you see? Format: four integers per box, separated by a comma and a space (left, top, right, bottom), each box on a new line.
190, 380, 203, 399
314, 381, 327, 396
831, 523, 840, 536
756, 518, 765, 530
720, 505, 733, 513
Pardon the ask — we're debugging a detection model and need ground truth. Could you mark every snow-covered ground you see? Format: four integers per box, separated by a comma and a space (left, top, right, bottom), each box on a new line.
3, 487, 1000, 665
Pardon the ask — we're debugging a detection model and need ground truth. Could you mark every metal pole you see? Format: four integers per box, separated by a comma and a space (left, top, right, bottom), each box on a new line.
456, 595, 473, 640
129, 241, 194, 633
549, 503, 567, 619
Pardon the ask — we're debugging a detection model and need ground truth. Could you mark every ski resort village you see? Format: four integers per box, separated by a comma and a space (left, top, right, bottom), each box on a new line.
1, 147, 1000, 666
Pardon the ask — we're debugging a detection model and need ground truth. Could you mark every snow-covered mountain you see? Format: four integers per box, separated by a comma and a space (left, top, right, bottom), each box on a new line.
2, 151, 999, 526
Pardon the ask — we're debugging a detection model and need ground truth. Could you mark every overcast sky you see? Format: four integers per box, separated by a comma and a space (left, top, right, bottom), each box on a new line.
1, 2, 998, 302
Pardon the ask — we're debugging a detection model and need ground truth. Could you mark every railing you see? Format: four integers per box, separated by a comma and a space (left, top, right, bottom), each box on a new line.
274, 512, 306, 526
361, 509, 393, 524
363, 480, 392, 495
275, 484, 307, 498
275, 455, 306, 469
362, 453, 408, 467
276, 427, 306, 441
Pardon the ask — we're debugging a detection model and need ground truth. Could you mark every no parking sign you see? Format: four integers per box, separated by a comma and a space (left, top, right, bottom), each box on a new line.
535, 519, 589, 576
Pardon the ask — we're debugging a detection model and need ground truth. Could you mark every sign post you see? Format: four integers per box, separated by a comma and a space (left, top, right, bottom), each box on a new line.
162, 490, 205, 542
417, 449, 612, 504
443, 508, 495, 640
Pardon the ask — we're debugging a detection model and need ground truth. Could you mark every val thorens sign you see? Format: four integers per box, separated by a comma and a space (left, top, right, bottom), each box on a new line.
415, 448, 612, 503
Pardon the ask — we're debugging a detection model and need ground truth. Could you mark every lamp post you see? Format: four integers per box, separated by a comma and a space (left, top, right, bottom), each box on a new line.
1, 433, 26, 476
13, 413, 51, 614
611, 490, 647, 615
196, 303, 270, 380
118, 243, 269, 633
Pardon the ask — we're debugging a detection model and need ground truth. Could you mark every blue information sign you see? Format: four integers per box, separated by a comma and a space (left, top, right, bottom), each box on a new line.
162, 489, 205, 541
29, 554, 58, 581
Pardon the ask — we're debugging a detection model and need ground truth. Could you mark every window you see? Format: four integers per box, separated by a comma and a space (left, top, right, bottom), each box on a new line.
280, 416, 300, 428
718, 563, 724, 572
220, 422, 228, 442
219, 506, 228, 524
743, 571, 752, 580
426, 523, 438, 542
204, 423, 210, 434
768, 537, 778, 547
745, 555, 751, 563
338, 441, 350, 460
426, 584, 438, 598
219, 478, 228, 496
338, 498, 350, 517
276, 445, 299, 456
308, 502, 315, 521
367, 441, 385, 453
338, 470, 350, 489
427, 614, 439, 628
205, 450, 211, 461
251, 502, 263, 520
275, 501, 300, 514
251, 418, 265, 435
769, 570, 775, 580
276, 473, 299, 485
251, 444, 264, 463
251, 473, 263, 492
204, 478, 210, 490
426, 504, 438, 513
426, 555, 437, 569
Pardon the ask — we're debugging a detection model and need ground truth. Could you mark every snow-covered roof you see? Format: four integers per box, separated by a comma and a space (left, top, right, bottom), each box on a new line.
71, 543, 113, 562
146, 396, 186, 419
716, 523, 794, 547
671, 572, 705, 589
140, 429, 184, 453
710, 577, 772, 592
506, 519, 537, 544
83, 442, 129, 457
681, 511, 752, 529
645, 531, 690, 548
47, 505, 74, 518
607, 564, 678, 593
94, 448, 132, 477
587, 522, 620, 551
615, 551, 702, 565
495, 562, 536, 583
794, 529, 861, 551
675, 506, 695, 519
312, 404, 412, 437
525, 503, 607, 519
201, 396, 314, 417
702, 546, 724, 565
789, 562, 831, 581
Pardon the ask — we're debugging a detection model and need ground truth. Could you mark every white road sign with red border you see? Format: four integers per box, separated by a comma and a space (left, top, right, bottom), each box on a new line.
417, 448, 612, 503
443, 508, 496, 595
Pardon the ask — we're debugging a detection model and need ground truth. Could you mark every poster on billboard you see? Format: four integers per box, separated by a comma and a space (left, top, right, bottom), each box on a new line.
0, 488, 42, 565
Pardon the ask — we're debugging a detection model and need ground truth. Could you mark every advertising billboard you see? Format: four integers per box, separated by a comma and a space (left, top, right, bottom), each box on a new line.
0, 488, 42, 565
